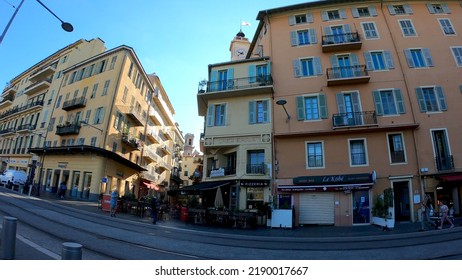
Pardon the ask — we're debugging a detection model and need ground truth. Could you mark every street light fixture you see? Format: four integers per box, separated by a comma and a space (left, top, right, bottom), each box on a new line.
276, 99, 291, 121
80, 121, 103, 133
0, 0, 74, 45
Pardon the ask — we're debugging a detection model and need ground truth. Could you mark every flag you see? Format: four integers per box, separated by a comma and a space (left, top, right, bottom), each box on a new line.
241, 20, 251, 27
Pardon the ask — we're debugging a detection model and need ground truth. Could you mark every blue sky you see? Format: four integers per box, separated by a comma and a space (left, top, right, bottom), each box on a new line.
0, 0, 305, 150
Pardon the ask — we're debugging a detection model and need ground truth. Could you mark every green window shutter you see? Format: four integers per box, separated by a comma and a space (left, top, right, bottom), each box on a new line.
249, 101, 256, 124
351, 92, 361, 112
263, 100, 269, 123
394, 89, 406, 114
313, 57, 322, 76
364, 52, 374, 70
222, 104, 227, 126
403, 4, 413, 14
422, 48, 434, 67
388, 5, 396, 15
288, 15, 296, 26
373, 91, 383, 116
206, 104, 215, 126
210, 70, 218, 91
384, 51, 395, 69
296, 96, 306, 121
339, 9, 347, 19
351, 8, 359, 18
369, 6, 378, 16
293, 59, 301, 77
248, 65, 256, 83
309, 29, 317, 44
426, 4, 436, 14
306, 13, 314, 23
404, 49, 415, 68
291, 31, 298, 46
435, 86, 447, 111
319, 94, 328, 119
321, 11, 329, 21
415, 88, 427, 112
336, 93, 346, 113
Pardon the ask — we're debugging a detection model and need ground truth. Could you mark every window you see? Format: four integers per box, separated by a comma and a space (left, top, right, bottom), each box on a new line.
427, 3, 450, 14
293, 57, 322, 77
206, 104, 226, 126
351, 7, 377, 18
90, 137, 97, 147
416, 86, 447, 112
439, 19, 455, 35
388, 4, 413, 15
109, 56, 117, 70
96, 59, 107, 74
112, 142, 117, 152
321, 9, 347, 21
328, 10, 340, 20
296, 94, 327, 121
114, 111, 123, 130
85, 64, 94, 78
128, 62, 134, 78
226, 152, 237, 175
91, 83, 98, 98
102, 80, 110, 96
291, 29, 317, 46
295, 14, 308, 24
122, 87, 128, 103
94, 107, 105, 124
247, 187, 264, 209
399, 20, 416, 37
451, 47, 462, 66
249, 100, 269, 124
349, 139, 367, 166
388, 133, 406, 164
56, 95, 62, 108
247, 150, 265, 174
78, 138, 85, 145
361, 22, 379, 39
364, 51, 394, 71
404, 48, 433, 68
373, 89, 405, 116
306, 141, 324, 168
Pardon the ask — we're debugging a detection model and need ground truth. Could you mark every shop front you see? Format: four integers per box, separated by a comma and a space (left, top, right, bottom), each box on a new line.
277, 172, 376, 227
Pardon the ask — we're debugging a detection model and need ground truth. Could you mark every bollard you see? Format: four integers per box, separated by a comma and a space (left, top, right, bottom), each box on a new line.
1, 216, 17, 260
61, 242, 83, 260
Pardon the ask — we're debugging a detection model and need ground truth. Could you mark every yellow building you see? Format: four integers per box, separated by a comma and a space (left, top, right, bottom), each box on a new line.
243, 0, 462, 226
196, 31, 273, 211
1, 38, 183, 201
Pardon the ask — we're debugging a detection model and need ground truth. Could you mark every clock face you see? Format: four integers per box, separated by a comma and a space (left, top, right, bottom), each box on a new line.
235, 48, 246, 56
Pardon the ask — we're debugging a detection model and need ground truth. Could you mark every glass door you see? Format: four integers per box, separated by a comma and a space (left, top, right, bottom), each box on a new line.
353, 190, 370, 224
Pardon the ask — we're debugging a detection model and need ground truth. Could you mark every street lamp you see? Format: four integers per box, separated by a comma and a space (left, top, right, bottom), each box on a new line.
80, 121, 103, 133
0, 0, 74, 45
276, 99, 291, 121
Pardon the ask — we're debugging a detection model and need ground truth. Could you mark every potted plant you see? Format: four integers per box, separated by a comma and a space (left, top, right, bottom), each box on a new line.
372, 188, 394, 230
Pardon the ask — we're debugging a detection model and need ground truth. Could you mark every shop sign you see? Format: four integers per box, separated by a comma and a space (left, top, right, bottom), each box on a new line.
210, 168, 225, 177
239, 180, 270, 187
278, 184, 372, 192
293, 172, 373, 185
57, 162, 68, 168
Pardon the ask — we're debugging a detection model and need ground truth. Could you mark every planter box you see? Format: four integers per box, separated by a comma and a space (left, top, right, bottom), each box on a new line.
372, 216, 394, 229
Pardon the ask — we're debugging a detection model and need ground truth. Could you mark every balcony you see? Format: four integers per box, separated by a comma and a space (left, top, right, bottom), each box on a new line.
62, 97, 87, 111
16, 124, 36, 133
29, 62, 57, 82
0, 96, 14, 109
160, 143, 173, 155
56, 122, 81, 135
162, 127, 174, 140
157, 160, 172, 172
146, 128, 162, 144
0, 100, 43, 121
246, 163, 266, 175
2, 84, 17, 97
122, 133, 142, 150
436, 155, 454, 172
143, 146, 160, 163
125, 106, 146, 126
149, 107, 162, 125
322, 32, 362, 52
0, 127, 16, 136
332, 111, 377, 129
201, 74, 273, 94
326, 65, 370, 86
24, 77, 52, 96
207, 166, 236, 178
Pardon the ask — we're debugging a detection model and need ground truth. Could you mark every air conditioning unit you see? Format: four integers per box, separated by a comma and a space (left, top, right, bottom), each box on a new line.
333, 115, 348, 126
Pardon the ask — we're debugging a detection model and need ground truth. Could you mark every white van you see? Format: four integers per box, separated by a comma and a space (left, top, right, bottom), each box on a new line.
0, 170, 27, 190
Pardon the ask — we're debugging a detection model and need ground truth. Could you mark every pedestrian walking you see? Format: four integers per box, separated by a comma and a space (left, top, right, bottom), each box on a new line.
110, 189, 118, 217
150, 197, 158, 224
59, 182, 67, 198
420, 194, 436, 231
438, 200, 455, 229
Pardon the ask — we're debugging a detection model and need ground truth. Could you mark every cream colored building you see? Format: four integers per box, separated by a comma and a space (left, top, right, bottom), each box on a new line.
180, 133, 203, 186
242, 0, 462, 226
196, 31, 273, 211
1, 38, 183, 201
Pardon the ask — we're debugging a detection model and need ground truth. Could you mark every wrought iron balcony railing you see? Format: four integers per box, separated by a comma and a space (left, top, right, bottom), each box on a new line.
199, 75, 273, 93
332, 111, 377, 128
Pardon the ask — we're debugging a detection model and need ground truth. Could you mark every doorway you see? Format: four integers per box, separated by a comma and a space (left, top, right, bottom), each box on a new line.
393, 181, 411, 221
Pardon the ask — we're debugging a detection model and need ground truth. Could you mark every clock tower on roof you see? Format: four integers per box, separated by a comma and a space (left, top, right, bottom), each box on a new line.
230, 29, 250, 61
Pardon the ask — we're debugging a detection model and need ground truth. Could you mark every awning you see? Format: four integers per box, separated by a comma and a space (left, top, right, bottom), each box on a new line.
168, 180, 234, 195
438, 174, 462, 182
143, 182, 160, 191
278, 182, 374, 192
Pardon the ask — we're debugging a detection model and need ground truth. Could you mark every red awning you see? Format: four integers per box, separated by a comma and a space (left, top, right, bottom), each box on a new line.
143, 182, 160, 191
439, 174, 462, 182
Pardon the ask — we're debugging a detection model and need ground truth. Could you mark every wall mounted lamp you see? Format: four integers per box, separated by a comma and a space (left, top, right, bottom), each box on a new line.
276, 99, 291, 121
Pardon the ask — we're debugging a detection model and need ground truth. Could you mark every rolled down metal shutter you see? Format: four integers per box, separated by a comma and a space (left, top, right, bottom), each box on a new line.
299, 192, 334, 225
